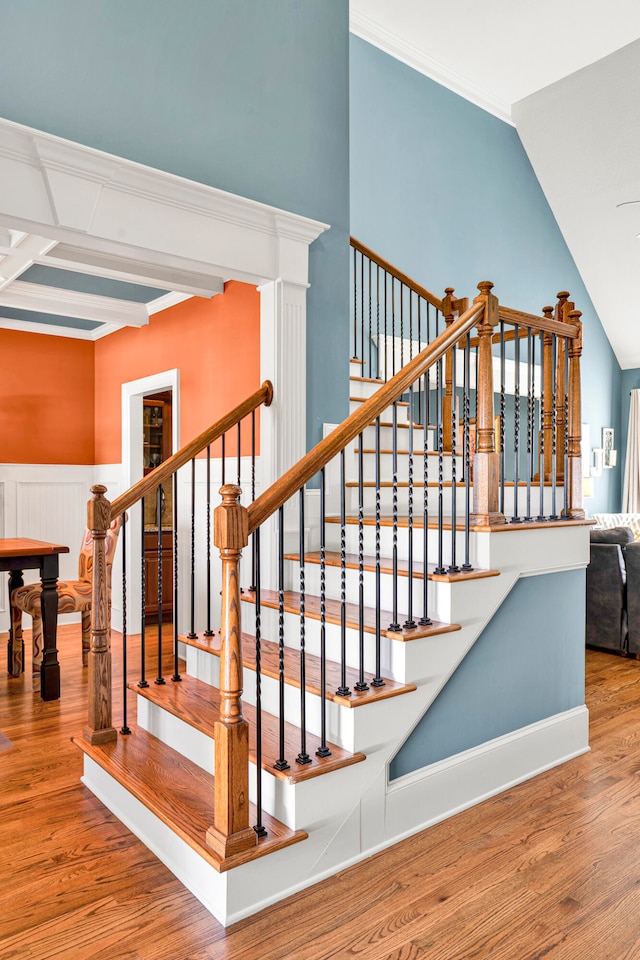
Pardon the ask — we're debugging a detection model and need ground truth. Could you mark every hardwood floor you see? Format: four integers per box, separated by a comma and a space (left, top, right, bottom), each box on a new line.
2, 628, 640, 958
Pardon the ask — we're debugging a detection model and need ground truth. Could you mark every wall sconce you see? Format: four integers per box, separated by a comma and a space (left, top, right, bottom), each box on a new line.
591, 448, 603, 477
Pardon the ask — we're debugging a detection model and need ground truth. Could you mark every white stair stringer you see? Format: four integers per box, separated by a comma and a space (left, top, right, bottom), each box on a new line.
79, 518, 590, 928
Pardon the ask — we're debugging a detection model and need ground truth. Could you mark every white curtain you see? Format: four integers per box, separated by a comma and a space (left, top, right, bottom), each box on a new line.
623, 389, 640, 511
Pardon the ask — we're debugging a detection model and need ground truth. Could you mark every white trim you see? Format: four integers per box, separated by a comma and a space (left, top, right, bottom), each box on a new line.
385, 705, 589, 837
349, 10, 513, 125
147, 291, 195, 315
0, 279, 150, 327
0, 317, 102, 340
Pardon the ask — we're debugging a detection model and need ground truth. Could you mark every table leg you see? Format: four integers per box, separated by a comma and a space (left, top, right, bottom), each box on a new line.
39, 555, 60, 701
7, 569, 24, 677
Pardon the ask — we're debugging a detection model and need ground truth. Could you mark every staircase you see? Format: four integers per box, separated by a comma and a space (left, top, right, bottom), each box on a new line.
73, 242, 591, 926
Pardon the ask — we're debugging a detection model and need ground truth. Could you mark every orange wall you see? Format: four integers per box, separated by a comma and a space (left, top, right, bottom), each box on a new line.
0, 330, 95, 463
94, 281, 260, 464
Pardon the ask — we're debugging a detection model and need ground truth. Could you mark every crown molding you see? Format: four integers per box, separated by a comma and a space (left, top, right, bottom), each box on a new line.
0, 116, 329, 289
349, 10, 513, 125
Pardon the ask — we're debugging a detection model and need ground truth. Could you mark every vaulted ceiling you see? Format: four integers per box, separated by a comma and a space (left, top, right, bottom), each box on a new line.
351, 0, 640, 369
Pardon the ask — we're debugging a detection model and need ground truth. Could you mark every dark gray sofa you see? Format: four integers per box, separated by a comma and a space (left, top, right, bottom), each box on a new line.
587, 526, 640, 655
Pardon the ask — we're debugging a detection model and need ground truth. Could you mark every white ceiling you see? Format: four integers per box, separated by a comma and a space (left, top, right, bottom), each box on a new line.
351, 0, 640, 368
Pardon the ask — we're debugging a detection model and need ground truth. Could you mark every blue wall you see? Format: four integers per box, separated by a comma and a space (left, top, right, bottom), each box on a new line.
390, 570, 586, 779
0, 0, 350, 448
350, 36, 622, 515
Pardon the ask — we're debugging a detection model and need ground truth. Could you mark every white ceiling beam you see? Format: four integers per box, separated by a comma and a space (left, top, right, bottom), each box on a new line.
0, 280, 150, 327
39, 245, 225, 299
0, 234, 58, 287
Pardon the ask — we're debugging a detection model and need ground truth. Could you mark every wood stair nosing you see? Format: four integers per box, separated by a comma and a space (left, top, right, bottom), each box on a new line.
282, 551, 500, 584
73, 726, 307, 873
241, 589, 460, 642
181, 630, 417, 707
324, 514, 589, 532
350, 396, 410, 408
130, 674, 366, 784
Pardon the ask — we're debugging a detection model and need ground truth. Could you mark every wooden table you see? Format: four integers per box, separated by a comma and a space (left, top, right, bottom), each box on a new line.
1, 539, 70, 701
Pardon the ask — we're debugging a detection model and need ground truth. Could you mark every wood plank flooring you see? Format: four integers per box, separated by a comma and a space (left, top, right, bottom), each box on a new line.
2, 627, 640, 958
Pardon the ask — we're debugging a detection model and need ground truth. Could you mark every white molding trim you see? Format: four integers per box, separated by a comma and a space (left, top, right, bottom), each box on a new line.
349, 10, 513, 125
0, 116, 329, 288
147, 291, 195, 315
0, 317, 101, 340
384, 705, 589, 839
0, 279, 150, 327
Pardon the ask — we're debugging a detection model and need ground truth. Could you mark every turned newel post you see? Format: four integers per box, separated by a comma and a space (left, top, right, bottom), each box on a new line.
541, 306, 554, 482
554, 291, 574, 481
566, 310, 585, 519
206, 484, 257, 859
471, 282, 505, 526
83, 484, 117, 745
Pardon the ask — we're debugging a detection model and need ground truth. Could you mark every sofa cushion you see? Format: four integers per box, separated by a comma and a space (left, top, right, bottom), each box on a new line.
593, 513, 640, 541
590, 526, 635, 545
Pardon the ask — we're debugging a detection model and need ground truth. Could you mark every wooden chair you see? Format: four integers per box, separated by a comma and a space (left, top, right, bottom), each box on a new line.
10, 517, 123, 691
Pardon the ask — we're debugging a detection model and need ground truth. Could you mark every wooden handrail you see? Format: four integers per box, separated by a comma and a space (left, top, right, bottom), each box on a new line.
499, 305, 579, 339
111, 381, 273, 520
247, 299, 485, 534
350, 236, 444, 312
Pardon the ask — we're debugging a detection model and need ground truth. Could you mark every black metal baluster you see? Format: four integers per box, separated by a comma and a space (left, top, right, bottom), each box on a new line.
409, 291, 413, 362
337, 449, 351, 695
551, 334, 558, 519
155, 483, 165, 685
236, 421, 241, 487
356, 434, 369, 689
512, 325, 522, 522
405, 386, 416, 628
139, 499, 148, 688
273, 507, 289, 772
368, 257, 372, 378
253, 526, 267, 836
389, 401, 401, 632
353, 245, 358, 359
449, 343, 459, 573
221, 433, 226, 486
420, 371, 433, 623
384, 270, 388, 382
435, 358, 446, 575
187, 458, 197, 639
376, 264, 381, 380
297, 490, 311, 765
392, 277, 396, 378
120, 515, 131, 734
526, 329, 534, 521
317, 468, 331, 754
250, 411, 257, 591
204, 445, 213, 636
564, 341, 569, 519
373, 418, 385, 684
360, 252, 365, 371
172, 471, 181, 682
400, 283, 404, 369
499, 321, 506, 515
538, 331, 546, 521
462, 334, 473, 571
418, 298, 422, 357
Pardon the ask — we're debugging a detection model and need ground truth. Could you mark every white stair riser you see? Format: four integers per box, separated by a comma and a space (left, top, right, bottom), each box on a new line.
242, 602, 412, 681
282, 559, 454, 625
348, 450, 463, 484
349, 398, 410, 423
322, 520, 475, 568
186, 644, 359, 752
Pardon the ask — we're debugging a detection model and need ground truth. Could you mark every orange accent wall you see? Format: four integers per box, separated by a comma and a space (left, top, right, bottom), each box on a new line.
94, 280, 260, 464
0, 330, 95, 464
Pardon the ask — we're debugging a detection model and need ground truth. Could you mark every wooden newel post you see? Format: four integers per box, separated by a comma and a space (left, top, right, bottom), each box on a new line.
206, 484, 257, 859
566, 309, 585, 519
83, 484, 117, 745
471, 282, 505, 526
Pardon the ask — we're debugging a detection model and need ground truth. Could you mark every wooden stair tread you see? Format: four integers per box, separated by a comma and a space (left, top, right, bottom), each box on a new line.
242, 589, 460, 642
351, 396, 409, 407
131, 675, 365, 783
350, 375, 385, 384
283, 551, 500, 583
356, 448, 455, 457
181, 630, 416, 707
73, 726, 306, 873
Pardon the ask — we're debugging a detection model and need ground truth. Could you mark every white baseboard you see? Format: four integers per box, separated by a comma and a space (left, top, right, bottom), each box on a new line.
384, 705, 589, 840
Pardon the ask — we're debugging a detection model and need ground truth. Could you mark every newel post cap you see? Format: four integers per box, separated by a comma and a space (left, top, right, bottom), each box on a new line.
88, 484, 111, 532
214, 484, 249, 551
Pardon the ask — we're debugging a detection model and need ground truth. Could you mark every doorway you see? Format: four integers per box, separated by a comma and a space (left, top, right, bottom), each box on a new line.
143, 390, 173, 624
